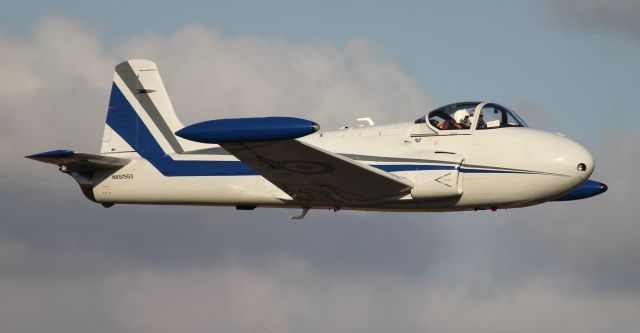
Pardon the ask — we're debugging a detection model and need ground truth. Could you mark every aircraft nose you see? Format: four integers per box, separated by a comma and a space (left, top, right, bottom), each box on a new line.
557, 136, 594, 180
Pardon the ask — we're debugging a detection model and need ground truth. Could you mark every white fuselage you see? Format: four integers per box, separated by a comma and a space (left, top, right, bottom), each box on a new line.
90, 122, 594, 212
30, 60, 602, 213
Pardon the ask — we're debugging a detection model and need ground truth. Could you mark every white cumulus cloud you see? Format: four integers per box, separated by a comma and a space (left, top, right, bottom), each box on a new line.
2, 15, 640, 333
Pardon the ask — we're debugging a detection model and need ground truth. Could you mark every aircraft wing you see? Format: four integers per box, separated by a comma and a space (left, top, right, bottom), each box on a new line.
221, 140, 414, 204
26, 150, 130, 172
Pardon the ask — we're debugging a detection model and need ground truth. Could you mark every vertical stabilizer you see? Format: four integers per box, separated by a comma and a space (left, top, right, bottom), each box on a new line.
101, 59, 185, 155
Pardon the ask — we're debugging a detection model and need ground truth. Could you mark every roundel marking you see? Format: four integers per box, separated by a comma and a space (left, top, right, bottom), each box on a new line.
279, 161, 334, 174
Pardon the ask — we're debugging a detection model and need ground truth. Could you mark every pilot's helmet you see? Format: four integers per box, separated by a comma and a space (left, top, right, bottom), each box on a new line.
453, 109, 470, 123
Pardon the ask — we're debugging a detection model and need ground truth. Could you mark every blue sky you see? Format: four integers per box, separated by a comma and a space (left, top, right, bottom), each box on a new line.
4, 0, 639, 144
2, 1, 640, 332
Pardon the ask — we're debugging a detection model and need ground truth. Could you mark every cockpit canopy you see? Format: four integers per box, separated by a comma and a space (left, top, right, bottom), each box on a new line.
415, 102, 528, 131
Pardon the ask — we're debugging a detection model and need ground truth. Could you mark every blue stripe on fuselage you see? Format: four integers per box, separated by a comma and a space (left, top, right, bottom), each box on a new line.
105, 84, 527, 177
460, 167, 534, 174
106, 83, 256, 176
377, 165, 457, 172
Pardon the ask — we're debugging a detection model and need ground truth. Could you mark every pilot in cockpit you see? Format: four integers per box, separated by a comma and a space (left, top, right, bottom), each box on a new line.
477, 112, 487, 129
458, 111, 472, 129
439, 109, 471, 130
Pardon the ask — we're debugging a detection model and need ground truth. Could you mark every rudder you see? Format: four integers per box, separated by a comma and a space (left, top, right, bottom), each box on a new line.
101, 59, 185, 155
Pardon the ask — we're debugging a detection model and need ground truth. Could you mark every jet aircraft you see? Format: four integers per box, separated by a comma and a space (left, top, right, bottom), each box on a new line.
28, 59, 607, 219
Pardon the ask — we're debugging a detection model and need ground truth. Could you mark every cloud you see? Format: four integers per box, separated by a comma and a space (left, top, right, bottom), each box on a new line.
112, 27, 432, 128
546, 0, 640, 40
2, 260, 639, 333
0, 16, 431, 190
2, 16, 640, 333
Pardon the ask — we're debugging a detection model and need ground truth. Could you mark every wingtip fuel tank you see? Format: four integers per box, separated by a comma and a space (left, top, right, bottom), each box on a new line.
176, 117, 319, 144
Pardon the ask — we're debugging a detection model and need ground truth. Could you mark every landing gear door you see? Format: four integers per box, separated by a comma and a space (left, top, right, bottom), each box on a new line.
410, 151, 464, 200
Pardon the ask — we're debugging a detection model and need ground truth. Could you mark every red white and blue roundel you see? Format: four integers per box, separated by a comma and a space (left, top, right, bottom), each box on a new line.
278, 161, 334, 174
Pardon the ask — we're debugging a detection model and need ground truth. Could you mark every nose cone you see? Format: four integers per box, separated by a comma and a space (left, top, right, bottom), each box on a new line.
556, 136, 594, 180
517, 129, 600, 203
552, 179, 608, 201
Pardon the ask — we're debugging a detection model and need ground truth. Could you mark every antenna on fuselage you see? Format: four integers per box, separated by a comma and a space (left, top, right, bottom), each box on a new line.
357, 117, 375, 127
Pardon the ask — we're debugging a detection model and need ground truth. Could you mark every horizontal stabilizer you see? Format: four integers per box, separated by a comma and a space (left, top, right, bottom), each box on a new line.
26, 150, 130, 172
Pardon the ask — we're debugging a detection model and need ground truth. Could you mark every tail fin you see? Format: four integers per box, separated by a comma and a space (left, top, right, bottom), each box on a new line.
101, 59, 185, 155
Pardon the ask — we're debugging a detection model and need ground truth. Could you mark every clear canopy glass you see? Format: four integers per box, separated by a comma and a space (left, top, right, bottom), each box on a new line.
415, 102, 527, 131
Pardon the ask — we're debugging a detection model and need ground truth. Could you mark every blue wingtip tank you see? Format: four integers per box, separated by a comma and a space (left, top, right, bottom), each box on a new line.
175, 117, 320, 144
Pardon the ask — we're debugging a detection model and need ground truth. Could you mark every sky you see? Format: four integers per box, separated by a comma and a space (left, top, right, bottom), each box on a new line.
1, 1, 640, 332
